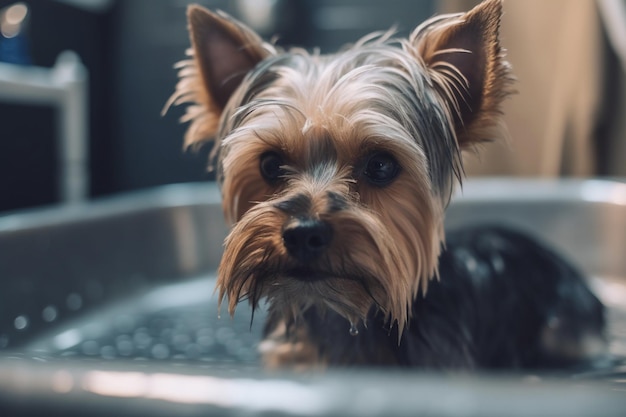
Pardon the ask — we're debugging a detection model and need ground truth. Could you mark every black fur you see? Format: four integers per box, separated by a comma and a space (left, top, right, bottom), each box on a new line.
265, 226, 606, 369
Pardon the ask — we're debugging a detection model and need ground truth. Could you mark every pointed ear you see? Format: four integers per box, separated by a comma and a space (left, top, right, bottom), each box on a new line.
188, 6, 270, 110
411, 0, 513, 149
166, 6, 272, 148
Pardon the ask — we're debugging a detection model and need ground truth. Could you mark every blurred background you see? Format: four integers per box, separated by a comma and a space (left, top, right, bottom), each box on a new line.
0, 0, 624, 213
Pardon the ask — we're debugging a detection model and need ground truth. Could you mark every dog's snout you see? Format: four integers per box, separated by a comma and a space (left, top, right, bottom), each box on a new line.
282, 219, 333, 263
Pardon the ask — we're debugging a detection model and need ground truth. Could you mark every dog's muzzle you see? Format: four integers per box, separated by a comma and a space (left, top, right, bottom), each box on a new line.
282, 218, 333, 263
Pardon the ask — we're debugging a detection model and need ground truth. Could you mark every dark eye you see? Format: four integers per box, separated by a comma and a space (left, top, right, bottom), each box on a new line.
364, 152, 400, 186
260, 151, 285, 183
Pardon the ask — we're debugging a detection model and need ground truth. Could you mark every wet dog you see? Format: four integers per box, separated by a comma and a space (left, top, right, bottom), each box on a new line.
167, 0, 606, 369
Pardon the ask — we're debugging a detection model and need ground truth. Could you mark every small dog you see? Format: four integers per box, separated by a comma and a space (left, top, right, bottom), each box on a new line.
167, 0, 606, 369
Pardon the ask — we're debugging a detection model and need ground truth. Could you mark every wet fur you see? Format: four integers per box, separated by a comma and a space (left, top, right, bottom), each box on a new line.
168, 0, 606, 369
262, 226, 605, 369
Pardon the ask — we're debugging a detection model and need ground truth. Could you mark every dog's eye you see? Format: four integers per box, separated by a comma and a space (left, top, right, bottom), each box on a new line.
260, 151, 285, 183
364, 152, 400, 186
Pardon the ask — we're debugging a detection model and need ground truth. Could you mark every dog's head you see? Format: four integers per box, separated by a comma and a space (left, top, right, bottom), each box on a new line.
168, 0, 512, 332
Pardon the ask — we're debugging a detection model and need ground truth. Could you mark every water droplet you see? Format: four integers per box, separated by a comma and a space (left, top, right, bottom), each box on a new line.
196, 328, 214, 348
491, 254, 505, 273
173, 333, 191, 351
115, 335, 134, 356
0, 334, 9, 348
464, 256, 478, 273
185, 343, 202, 359
349, 322, 359, 336
14, 315, 29, 330
100, 345, 117, 359
151, 343, 170, 359
81, 340, 99, 355
42, 305, 58, 322
66, 293, 83, 311
133, 330, 152, 349
216, 326, 235, 344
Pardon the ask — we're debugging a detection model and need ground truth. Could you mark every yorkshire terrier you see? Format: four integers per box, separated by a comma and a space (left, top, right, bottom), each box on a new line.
167, 0, 606, 369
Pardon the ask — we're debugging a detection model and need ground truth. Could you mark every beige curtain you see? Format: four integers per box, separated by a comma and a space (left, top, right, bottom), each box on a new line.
439, 0, 626, 177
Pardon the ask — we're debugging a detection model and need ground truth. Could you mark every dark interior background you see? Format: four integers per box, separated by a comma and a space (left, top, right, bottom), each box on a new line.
0, 0, 434, 212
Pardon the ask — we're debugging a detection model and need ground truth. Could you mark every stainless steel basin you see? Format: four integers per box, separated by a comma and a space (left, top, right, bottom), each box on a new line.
0, 179, 625, 416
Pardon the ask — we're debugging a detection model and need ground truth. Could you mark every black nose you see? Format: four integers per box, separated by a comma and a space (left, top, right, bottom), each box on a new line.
282, 218, 333, 263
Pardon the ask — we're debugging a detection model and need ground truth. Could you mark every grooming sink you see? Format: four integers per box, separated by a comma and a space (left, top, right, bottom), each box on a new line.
0, 179, 625, 416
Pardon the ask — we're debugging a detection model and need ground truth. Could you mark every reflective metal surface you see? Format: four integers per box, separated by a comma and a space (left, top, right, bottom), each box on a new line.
0, 179, 625, 416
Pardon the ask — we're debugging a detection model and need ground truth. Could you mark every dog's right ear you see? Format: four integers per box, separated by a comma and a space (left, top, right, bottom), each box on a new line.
166, 6, 272, 147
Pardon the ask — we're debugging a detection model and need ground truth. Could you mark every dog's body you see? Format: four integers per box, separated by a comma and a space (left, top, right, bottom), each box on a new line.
168, 0, 606, 369
262, 226, 605, 369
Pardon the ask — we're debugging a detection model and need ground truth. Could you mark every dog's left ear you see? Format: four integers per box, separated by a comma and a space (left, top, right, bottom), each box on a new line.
411, 0, 512, 149
168, 6, 272, 147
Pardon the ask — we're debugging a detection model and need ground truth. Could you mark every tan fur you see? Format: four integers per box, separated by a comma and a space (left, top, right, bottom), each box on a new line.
259, 319, 326, 370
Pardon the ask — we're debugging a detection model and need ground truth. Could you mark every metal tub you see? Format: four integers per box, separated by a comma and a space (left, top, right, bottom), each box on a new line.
0, 179, 625, 416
